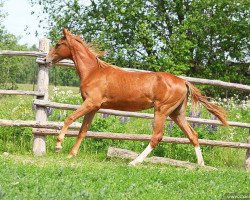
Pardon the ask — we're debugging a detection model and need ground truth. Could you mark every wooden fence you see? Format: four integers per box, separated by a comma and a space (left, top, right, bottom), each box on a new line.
0, 38, 250, 170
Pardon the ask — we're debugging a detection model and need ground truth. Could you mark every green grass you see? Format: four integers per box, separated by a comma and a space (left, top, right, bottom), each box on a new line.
0, 153, 249, 200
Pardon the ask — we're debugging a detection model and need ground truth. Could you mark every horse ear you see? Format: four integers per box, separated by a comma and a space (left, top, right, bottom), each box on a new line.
63, 28, 73, 47
63, 28, 69, 37
63, 28, 75, 42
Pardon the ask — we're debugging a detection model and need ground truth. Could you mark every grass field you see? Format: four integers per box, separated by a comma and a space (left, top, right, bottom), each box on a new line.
0, 153, 250, 200
0, 84, 249, 199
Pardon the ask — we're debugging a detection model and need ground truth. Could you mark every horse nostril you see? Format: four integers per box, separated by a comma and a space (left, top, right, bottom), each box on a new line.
43, 57, 52, 64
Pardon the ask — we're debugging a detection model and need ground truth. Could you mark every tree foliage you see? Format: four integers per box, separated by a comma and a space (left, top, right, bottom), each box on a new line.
29, 0, 250, 95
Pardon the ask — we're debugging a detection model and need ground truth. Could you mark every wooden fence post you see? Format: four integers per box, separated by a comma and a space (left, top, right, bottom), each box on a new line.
245, 129, 250, 171
32, 38, 50, 156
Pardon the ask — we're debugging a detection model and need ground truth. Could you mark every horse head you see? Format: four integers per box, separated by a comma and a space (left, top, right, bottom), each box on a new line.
45, 29, 73, 65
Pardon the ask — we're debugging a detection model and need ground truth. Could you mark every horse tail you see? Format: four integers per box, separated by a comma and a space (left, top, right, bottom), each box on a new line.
186, 82, 228, 126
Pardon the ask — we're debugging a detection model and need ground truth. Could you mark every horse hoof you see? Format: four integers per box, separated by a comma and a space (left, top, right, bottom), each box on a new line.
55, 146, 62, 153
198, 161, 205, 167
128, 161, 137, 167
67, 154, 74, 159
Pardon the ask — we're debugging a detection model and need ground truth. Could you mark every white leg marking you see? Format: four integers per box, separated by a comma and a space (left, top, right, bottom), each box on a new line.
195, 146, 205, 166
129, 144, 153, 166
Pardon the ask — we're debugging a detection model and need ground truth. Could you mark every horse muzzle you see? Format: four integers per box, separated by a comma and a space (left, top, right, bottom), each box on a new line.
43, 56, 54, 66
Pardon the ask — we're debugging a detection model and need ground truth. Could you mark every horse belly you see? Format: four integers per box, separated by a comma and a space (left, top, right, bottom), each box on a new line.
102, 73, 155, 111
101, 96, 153, 111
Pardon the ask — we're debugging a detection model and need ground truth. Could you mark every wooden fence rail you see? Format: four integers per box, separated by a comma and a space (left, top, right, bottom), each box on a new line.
33, 99, 250, 128
1, 50, 250, 92
0, 118, 249, 149
37, 58, 250, 92
0, 90, 44, 96
0, 50, 46, 57
0, 47, 250, 170
33, 128, 250, 149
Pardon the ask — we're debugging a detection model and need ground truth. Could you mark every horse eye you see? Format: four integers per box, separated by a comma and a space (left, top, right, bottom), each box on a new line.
55, 44, 60, 48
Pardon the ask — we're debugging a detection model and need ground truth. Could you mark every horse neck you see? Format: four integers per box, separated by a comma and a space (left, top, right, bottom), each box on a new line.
70, 42, 99, 81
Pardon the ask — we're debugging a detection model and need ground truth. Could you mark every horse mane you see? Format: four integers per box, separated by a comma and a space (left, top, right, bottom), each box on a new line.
98, 60, 119, 69
72, 35, 118, 69
74, 36, 106, 58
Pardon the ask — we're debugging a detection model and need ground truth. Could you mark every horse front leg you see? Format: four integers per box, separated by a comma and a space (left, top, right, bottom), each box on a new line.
55, 100, 100, 152
68, 110, 96, 158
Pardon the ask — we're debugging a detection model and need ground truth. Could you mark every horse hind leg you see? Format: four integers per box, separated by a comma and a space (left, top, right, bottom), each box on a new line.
129, 111, 166, 166
174, 116, 204, 166
170, 100, 205, 166
128, 101, 180, 166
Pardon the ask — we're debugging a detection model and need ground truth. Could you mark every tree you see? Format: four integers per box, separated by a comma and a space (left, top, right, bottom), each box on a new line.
30, 0, 250, 95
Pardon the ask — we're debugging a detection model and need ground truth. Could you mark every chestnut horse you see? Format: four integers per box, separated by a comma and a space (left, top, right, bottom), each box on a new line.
45, 29, 228, 166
